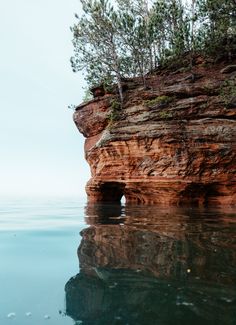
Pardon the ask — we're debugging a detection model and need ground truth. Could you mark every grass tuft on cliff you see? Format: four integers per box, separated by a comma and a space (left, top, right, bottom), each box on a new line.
145, 96, 173, 109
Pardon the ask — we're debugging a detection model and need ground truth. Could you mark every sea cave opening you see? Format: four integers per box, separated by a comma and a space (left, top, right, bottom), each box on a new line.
180, 183, 219, 206
99, 182, 126, 203
121, 195, 126, 204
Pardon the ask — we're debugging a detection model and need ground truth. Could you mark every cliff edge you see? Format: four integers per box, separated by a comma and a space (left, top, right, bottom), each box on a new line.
74, 58, 236, 205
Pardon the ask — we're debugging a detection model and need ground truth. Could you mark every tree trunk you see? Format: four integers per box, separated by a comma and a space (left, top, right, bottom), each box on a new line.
116, 72, 123, 104
110, 39, 124, 104
190, 0, 196, 71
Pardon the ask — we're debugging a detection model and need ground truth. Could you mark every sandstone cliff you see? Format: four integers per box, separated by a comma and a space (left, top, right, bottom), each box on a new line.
74, 58, 236, 205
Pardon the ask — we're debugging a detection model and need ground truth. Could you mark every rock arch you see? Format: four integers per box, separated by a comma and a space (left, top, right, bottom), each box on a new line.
98, 182, 126, 203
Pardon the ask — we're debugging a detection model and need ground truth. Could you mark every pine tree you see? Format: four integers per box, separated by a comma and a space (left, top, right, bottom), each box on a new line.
116, 0, 152, 85
196, 0, 236, 59
71, 0, 125, 102
70, 0, 236, 101
150, 0, 190, 65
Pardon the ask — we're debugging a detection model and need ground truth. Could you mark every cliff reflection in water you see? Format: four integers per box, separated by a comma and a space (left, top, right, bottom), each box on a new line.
65, 204, 236, 325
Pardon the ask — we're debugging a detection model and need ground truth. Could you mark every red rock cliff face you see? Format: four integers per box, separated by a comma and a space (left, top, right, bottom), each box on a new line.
74, 60, 236, 205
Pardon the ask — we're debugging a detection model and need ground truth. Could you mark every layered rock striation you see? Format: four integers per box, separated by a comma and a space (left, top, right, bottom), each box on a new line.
80, 204, 236, 284
65, 205, 236, 324
74, 59, 236, 205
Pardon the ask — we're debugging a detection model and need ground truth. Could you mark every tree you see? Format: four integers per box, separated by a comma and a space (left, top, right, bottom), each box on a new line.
116, 0, 152, 85
70, 0, 236, 103
71, 0, 125, 102
196, 0, 236, 58
150, 0, 190, 64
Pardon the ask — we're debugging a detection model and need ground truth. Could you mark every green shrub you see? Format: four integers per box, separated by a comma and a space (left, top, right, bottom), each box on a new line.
82, 88, 93, 102
68, 104, 76, 110
145, 96, 173, 109
158, 111, 173, 119
103, 78, 114, 94
220, 79, 236, 107
108, 99, 121, 122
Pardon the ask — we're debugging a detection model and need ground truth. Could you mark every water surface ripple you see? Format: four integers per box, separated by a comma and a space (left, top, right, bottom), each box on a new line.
66, 203, 236, 325
0, 200, 235, 324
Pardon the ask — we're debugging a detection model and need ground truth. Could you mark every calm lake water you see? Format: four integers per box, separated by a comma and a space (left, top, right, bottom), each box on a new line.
0, 199, 236, 325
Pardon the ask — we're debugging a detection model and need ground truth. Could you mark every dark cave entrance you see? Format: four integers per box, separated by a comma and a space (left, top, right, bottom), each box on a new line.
180, 183, 219, 206
99, 182, 126, 203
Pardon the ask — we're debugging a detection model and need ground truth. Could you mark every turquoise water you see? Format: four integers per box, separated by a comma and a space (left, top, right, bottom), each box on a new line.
0, 199, 85, 325
0, 200, 236, 324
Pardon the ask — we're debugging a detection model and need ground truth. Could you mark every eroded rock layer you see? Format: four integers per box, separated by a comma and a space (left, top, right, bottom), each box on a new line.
65, 205, 236, 324
74, 59, 236, 205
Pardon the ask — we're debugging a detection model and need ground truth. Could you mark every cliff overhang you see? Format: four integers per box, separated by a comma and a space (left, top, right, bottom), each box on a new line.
74, 58, 236, 206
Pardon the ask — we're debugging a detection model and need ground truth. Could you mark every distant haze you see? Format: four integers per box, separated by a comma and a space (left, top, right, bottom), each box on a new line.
0, 0, 90, 198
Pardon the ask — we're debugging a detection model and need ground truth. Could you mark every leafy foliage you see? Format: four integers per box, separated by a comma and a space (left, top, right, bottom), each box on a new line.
159, 110, 173, 119
82, 88, 93, 102
145, 96, 173, 108
68, 104, 76, 110
196, 0, 236, 59
71, 0, 236, 95
108, 98, 122, 122
220, 78, 236, 107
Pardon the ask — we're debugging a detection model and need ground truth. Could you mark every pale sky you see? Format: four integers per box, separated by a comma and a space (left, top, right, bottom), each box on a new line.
0, 0, 90, 199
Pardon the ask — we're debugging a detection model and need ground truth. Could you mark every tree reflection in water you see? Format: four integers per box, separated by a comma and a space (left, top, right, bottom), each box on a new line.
65, 204, 236, 325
